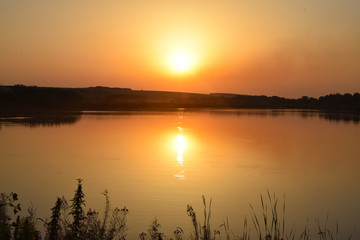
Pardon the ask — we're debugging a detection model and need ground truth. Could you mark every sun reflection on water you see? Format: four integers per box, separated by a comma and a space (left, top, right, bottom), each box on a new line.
175, 134, 185, 179
176, 135, 185, 165
174, 109, 186, 179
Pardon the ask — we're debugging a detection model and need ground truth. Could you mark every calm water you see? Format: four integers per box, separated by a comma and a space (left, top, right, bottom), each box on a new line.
1, 109, 360, 238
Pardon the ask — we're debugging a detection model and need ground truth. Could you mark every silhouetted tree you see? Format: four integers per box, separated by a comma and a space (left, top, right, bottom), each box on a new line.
69, 179, 85, 239
46, 197, 62, 240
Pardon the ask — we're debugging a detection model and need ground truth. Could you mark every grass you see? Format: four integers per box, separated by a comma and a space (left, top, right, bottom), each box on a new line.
0, 180, 353, 240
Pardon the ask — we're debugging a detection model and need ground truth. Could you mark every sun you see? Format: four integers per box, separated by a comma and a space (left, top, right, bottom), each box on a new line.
168, 49, 194, 73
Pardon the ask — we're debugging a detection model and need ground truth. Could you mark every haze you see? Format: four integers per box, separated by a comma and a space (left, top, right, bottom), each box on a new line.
1, 0, 360, 98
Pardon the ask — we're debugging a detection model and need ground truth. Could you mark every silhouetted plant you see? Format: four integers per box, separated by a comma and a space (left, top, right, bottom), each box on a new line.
45, 197, 62, 240
201, 196, 212, 240
187, 196, 216, 240
0, 192, 21, 239
12, 204, 41, 240
106, 206, 128, 240
173, 227, 184, 240
240, 217, 251, 240
315, 216, 352, 240
101, 190, 110, 238
69, 178, 85, 238
82, 208, 102, 240
249, 191, 287, 240
139, 231, 148, 240
148, 218, 165, 240
14, 216, 41, 240
187, 205, 199, 240
219, 218, 234, 240
59, 196, 71, 237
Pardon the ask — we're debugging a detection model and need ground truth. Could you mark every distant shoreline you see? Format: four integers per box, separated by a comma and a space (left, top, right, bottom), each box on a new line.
1, 85, 359, 113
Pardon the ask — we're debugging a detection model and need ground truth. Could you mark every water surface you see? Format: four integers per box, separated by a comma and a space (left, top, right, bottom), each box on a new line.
0, 110, 359, 238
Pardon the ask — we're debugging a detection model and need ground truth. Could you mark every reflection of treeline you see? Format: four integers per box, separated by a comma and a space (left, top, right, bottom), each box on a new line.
209, 110, 360, 124
319, 111, 360, 124
0, 114, 81, 128
1, 85, 360, 111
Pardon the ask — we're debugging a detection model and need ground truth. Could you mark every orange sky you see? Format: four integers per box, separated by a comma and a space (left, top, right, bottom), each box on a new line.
1, 0, 360, 98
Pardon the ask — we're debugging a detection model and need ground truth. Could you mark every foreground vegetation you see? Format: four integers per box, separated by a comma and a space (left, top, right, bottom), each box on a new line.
0, 180, 353, 240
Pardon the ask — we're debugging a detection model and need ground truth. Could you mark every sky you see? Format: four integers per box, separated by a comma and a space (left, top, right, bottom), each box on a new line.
1, 0, 360, 98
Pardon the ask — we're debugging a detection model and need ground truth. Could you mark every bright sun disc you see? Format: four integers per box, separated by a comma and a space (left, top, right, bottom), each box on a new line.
169, 49, 194, 73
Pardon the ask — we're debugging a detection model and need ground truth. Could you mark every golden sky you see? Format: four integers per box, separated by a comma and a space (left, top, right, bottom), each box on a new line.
1, 0, 360, 98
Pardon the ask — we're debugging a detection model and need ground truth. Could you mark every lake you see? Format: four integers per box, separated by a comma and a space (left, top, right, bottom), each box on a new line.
1, 109, 360, 239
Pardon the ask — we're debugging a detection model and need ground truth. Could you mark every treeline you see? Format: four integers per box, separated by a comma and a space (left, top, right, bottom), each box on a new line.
1, 85, 360, 111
